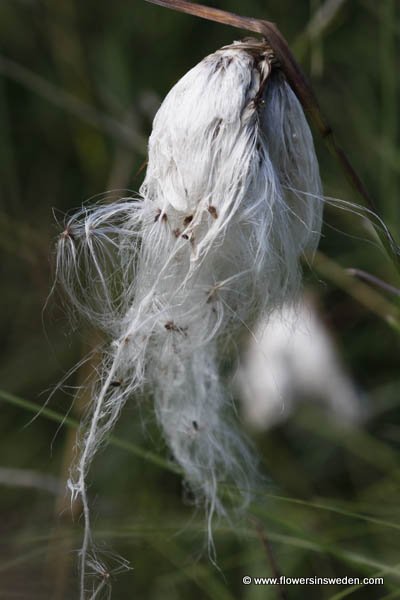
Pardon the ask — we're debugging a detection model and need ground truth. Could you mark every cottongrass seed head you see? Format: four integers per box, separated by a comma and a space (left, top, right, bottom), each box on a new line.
55, 38, 323, 596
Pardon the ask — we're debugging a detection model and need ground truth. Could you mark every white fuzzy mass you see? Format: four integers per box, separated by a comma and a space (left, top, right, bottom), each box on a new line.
56, 38, 323, 596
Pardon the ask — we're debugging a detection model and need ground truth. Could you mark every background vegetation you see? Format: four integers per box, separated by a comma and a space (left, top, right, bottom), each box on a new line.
0, 0, 399, 598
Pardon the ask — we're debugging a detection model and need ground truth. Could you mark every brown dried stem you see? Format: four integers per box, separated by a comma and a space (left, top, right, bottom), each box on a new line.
250, 517, 289, 600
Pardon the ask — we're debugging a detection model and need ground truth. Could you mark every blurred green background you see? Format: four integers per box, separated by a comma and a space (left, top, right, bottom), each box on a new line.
0, 0, 399, 598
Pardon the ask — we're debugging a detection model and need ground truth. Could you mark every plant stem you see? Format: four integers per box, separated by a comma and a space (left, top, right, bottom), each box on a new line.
380, 0, 398, 229
310, 251, 400, 332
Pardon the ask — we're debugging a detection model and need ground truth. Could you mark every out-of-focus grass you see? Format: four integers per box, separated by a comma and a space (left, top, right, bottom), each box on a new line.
2, 387, 400, 598
0, 0, 399, 598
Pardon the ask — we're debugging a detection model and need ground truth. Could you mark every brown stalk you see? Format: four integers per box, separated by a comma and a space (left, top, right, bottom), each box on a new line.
346, 268, 400, 298
311, 251, 400, 332
46, 337, 102, 600
250, 517, 289, 600
45, 113, 139, 598
145, 0, 400, 273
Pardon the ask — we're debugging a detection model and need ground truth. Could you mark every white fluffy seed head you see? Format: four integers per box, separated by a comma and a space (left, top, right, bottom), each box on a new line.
236, 298, 362, 429
55, 38, 324, 590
